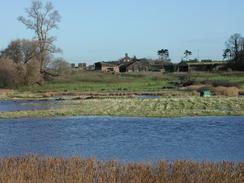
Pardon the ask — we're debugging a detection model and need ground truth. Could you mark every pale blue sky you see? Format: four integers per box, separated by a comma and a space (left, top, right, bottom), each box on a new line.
0, 0, 244, 64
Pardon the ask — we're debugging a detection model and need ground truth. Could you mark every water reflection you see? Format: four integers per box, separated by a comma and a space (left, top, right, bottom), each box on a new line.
0, 100, 61, 112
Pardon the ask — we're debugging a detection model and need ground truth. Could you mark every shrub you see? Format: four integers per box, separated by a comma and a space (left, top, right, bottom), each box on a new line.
50, 58, 72, 76
24, 59, 42, 85
182, 80, 194, 87
223, 87, 239, 96
0, 58, 21, 88
0, 58, 42, 88
213, 86, 239, 96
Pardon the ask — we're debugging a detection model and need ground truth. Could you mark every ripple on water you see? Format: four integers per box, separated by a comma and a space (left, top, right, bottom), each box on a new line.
0, 116, 243, 162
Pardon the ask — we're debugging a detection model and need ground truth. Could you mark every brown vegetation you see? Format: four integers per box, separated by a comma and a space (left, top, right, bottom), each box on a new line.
0, 58, 41, 87
51, 58, 72, 76
24, 59, 42, 85
0, 58, 23, 88
0, 156, 243, 183
213, 86, 240, 96
186, 84, 240, 97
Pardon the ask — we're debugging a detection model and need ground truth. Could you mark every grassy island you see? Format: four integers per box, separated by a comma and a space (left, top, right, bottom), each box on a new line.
1, 96, 244, 119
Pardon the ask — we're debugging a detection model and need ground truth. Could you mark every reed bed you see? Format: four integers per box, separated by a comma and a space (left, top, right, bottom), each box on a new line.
0, 156, 243, 183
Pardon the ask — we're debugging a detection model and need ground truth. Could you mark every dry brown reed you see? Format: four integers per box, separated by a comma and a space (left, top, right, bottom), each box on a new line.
0, 156, 243, 183
213, 86, 240, 96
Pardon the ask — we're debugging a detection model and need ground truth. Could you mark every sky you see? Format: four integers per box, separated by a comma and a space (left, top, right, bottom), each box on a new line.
0, 0, 244, 64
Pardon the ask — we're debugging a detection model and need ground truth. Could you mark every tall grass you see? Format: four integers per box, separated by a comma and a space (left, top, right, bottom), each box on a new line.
0, 156, 243, 183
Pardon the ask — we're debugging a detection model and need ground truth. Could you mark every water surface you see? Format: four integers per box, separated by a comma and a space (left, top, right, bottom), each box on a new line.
0, 100, 61, 112
0, 116, 243, 162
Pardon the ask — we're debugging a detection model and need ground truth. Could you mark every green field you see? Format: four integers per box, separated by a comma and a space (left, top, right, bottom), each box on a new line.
17, 71, 244, 93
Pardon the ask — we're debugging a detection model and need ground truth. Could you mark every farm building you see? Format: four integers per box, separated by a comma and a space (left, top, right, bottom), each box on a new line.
95, 60, 149, 73
95, 59, 175, 73
95, 61, 120, 73
178, 61, 228, 72
125, 60, 149, 72
149, 61, 174, 72
94, 54, 176, 73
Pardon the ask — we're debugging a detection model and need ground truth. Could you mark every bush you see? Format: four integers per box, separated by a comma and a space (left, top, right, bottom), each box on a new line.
0, 58, 42, 88
0, 58, 22, 88
223, 87, 239, 96
182, 80, 194, 87
24, 60, 42, 85
212, 86, 226, 96
213, 86, 239, 96
50, 58, 72, 76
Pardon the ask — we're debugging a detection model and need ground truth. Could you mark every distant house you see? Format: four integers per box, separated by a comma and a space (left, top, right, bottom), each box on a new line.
101, 63, 114, 72
94, 54, 175, 73
94, 61, 120, 73
95, 54, 134, 73
178, 61, 228, 72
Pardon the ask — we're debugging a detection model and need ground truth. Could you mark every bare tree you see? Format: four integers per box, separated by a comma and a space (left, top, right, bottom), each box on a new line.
18, 0, 61, 74
224, 33, 244, 62
1, 39, 39, 64
51, 58, 71, 75
223, 48, 232, 61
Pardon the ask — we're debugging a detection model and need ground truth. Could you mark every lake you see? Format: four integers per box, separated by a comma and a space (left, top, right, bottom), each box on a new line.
0, 116, 243, 162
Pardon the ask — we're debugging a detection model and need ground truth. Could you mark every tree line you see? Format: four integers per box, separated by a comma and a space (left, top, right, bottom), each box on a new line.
157, 34, 244, 68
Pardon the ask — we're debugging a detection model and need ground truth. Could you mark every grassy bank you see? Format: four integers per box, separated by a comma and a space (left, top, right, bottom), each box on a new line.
1, 97, 244, 119
0, 156, 243, 183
